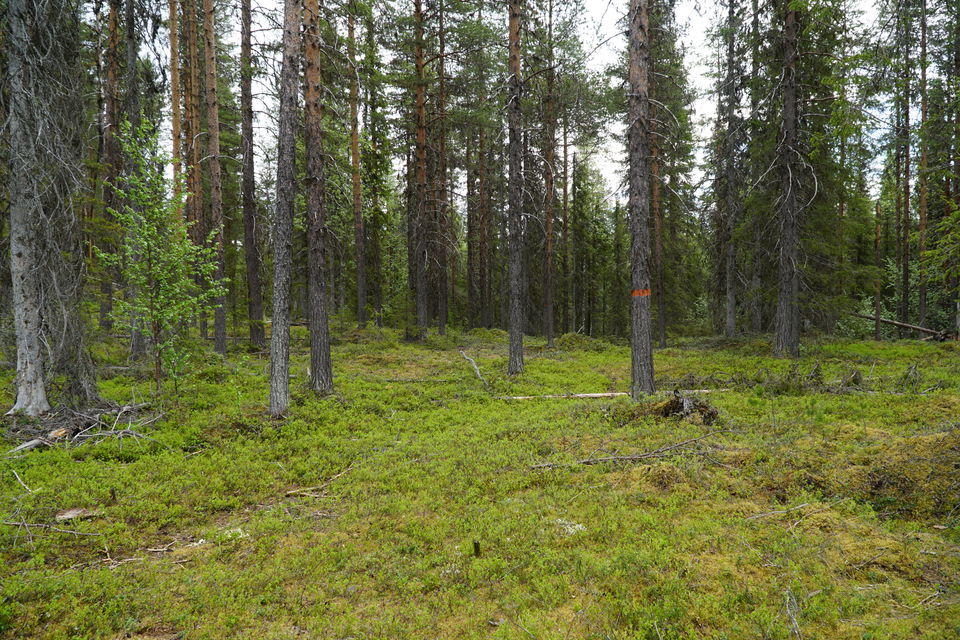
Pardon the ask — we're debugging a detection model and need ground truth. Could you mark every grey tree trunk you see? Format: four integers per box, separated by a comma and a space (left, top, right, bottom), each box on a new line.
628, 0, 655, 397
773, 1, 800, 357
348, 11, 366, 330
269, 0, 301, 416
507, 0, 525, 375
126, 0, 147, 359
6, 0, 52, 416
723, 0, 739, 338
413, 0, 429, 340
304, 0, 333, 394
241, 0, 265, 349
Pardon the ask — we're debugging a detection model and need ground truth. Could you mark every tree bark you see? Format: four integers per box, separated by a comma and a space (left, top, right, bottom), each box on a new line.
917, 0, 928, 327
201, 0, 226, 354
304, 0, 333, 394
169, 0, 181, 202
100, 0, 122, 332
240, 0, 265, 349
507, 0, 525, 375
269, 0, 301, 415
348, 9, 366, 329
652, 143, 666, 348
723, 0, 738, 338
773, 0, 799, 358
6, 0, 52, 416
436, 0, 449, 336
542, 0, 556, 348
628, 0, 655, 396
899, 8, 911, 330
413, 0, 429, 340
875, 201, 882, 340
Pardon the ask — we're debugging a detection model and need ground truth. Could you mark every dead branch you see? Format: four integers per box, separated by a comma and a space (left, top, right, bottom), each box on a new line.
459, 348, 490, 390
531, 429, 732, 470
285, 462, 356, 498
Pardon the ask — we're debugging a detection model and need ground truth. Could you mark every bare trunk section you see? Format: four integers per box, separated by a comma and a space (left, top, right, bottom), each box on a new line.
240, 0, 265, 349
542, 0, 556, 348
126, 0, 147, 359
169, 0, 181, 201
899, 10, 911, 330
436, 0, 449, 336
269, 0, 301, 416
628, 0, 655, 396
774, 1, 799, 358
507, 0, 525, 375
723, 0, 738, 338
917, 0, 928, 327
304, 0, 333, 394
101, 0, 122, 332
652, 143, 666, 349
874, 201, 882, 340
202, 0, 226, 354
413, 0, 429, 340
6, 0, 52, 416
348, 10, 366, 329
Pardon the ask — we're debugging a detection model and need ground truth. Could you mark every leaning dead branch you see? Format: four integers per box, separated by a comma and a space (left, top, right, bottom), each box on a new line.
458, 348, 490, 391
531, 429, 731, 470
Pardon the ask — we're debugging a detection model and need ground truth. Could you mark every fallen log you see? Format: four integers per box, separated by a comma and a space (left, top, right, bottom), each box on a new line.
849, 313, 950, 339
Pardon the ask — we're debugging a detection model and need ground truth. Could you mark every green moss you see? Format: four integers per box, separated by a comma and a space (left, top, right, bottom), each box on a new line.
1, 333, 958, 638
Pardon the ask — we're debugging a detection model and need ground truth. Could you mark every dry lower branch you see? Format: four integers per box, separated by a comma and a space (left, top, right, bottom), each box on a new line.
459, 348, 490, 390
531, 429, 731, 470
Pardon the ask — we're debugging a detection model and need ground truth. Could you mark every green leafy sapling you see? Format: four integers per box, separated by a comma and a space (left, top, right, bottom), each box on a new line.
98, 119, 226, 394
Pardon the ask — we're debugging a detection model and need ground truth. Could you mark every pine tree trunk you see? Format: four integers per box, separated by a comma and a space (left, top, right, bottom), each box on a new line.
774, 0, 799, 358
875, 201, 882, 340
507, 0, 525, 375
723, 0, 738, 338
101, 0, 122, 332
202, 0, 226, 354
304, 0, 333, 393
542, 0, 556, 348
6, 0, 52, 416
479, 127, 492, 328
652, 143, 666, 349
413, 0, 428, 340
436, 0, 449, 336
240, 0, 265, 349
628, 0, 655, 396
900, 9, 911, 330
348, 10, 366, 329
917, 0, 928, 327
169, 0, 181, 203
269, 0, 301, 416
126, 0, 148, 358
561, 118, 570, 334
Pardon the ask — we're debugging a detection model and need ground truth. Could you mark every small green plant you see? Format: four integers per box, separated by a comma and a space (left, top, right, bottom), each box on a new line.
98, 119, 225, 394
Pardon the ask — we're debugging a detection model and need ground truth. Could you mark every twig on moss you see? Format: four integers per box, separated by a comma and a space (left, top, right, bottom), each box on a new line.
531, 430, 732, 469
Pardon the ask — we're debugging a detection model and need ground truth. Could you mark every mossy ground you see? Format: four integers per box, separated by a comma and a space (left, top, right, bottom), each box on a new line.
1, 330, 959, 639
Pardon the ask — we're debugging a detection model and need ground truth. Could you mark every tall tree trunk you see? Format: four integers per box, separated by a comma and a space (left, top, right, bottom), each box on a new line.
542, 0, 556, 347
652, 143, 666, 348
467, 134, 478, 328
304, 0, 333, 393
561, 117, 570, 334
628, 0, 655, 395
185, 0, 203, 244
269, 0, 301, 415
917, 0, 928, 327
101, 0, 122, 332
479, 126, 492, 328
413, 0, 428, 339
240, 0, 265, 348
202, 0, 226, 354
169, 0, 181, 201
507, 0, 525, 375
436, 0, 449, 335
774, 0, 800, 357
723, 0, 738, 338
348, 9, 366, 329
900, 9, 911, 330
6, 0, 52, 416
875, 201, 882, 340
126, 0, 148, 358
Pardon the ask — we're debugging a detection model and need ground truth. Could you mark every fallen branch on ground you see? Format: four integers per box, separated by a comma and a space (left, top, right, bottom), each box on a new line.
286, 462, 356, 498
498, 390, 726, 401
531, 429, 732, 469
458, 348, 490, 390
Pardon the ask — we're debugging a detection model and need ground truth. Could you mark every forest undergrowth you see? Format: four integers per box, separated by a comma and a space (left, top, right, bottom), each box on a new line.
1, 330, 958, 639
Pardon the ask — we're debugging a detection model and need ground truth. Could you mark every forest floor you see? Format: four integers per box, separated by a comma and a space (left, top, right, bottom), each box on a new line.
1, 329, 959, 639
